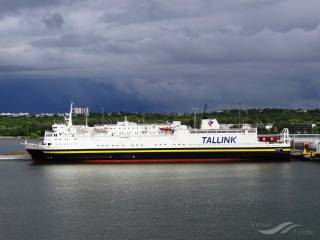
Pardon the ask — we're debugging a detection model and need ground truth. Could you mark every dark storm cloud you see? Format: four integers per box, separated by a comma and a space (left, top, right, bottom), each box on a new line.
41, 12, 64, 30
0, 78, 153, 112
0, 0, 62, 16
0, 0, 320, 112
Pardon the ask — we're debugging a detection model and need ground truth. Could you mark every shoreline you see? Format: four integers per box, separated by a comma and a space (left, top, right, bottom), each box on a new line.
0, 136, 26, 139
0, 154, 30, 160
0, 136, 42, 140
0, 136, 20, 139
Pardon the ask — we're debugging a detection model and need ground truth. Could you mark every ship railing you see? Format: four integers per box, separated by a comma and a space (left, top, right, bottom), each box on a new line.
289, 134, 320, 139
219, 123, 255, 129
259, 134, 320, 140
259, 129, 291, 144
190, 129, 256, 134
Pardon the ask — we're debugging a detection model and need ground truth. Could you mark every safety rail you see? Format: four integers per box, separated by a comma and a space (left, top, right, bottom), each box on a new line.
258, 134, 320, 139
190, 129, 257, 134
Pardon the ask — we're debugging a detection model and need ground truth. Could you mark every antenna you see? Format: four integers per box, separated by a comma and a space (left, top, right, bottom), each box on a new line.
192, 107, 198, 129
203, 104, 208, 119
238, 102, 242, 125
101, 106, 104, 124
85, 107, 89, 127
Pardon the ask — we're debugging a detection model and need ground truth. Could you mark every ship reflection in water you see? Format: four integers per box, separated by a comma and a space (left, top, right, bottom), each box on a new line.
0, 161, 319, 240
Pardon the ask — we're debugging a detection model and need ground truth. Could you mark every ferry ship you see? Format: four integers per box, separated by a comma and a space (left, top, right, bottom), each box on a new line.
23, 103, 291, 163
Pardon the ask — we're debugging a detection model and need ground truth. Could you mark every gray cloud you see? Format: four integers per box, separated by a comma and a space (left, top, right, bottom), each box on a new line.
0, 0, 62, 17
41, 12, 64, 30
0, 0, 320, 111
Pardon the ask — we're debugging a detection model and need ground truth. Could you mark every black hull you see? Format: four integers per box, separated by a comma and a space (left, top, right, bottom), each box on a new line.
26, 147, 291, 164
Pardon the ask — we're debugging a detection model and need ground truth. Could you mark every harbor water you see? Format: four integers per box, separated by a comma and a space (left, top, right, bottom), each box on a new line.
0, 137, 26, 154
0, 138, 320, 239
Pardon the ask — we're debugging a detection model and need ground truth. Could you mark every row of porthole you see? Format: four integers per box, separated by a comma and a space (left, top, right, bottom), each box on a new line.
96, 144, 144, 147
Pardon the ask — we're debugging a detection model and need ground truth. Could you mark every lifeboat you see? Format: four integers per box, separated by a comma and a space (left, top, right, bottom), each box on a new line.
159, 127, 173, 133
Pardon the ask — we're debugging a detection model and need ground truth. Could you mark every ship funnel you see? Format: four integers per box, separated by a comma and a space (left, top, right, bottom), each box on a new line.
201, 119, 220, 130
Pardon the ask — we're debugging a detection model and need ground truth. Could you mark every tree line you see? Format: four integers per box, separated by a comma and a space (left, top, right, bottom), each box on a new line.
1, 108, 320, 138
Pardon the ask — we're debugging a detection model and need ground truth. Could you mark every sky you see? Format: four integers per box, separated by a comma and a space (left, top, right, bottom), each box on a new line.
0, 0, 320, 113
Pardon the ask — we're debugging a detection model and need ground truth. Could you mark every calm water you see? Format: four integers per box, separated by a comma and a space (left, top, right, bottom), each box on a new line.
0, 137, 26, 154
0, 139, 320, 240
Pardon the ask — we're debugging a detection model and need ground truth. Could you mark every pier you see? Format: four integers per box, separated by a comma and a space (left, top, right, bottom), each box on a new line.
260, 134, 320, 160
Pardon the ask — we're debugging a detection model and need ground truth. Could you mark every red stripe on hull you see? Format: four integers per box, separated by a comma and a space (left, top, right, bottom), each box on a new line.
78, 158, 243, 164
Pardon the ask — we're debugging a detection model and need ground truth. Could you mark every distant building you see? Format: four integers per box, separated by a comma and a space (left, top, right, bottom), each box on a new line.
35, 113, 55, 117
176, 112, 185, 117
296, 109, 308, 113
265, 124, 273, 131
0, 113, 30, 117
73, 107, 89, 116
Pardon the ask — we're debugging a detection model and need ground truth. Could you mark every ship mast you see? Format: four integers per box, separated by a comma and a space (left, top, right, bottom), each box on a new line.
68, 101, 74, 127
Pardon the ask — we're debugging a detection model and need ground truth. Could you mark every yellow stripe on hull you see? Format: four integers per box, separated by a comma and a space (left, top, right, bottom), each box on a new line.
44, 148, 291, 154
